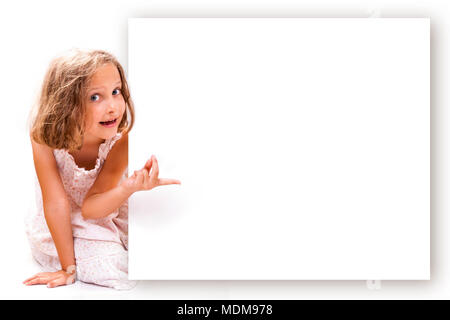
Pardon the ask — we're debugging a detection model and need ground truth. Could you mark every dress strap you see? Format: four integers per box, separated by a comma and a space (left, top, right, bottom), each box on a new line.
98, 132, 123, 160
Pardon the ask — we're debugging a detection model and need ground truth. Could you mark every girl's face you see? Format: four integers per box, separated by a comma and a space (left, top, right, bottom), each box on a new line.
84, 63, 125, 142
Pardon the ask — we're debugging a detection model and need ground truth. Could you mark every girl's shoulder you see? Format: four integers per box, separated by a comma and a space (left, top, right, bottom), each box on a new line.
30, 133, 55, 160
29, 134, 70, 204
106, 130, 128, 163
100, 131, 127, 159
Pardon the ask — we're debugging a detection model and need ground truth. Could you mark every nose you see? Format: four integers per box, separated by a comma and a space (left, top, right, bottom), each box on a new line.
106, 96, 120, 115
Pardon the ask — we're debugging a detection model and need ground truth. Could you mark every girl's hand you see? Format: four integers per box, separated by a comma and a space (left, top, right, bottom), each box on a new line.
120, 155, 181, 194
23, 268, 76, 288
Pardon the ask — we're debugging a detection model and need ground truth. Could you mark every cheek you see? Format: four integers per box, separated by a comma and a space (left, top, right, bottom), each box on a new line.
84, 109, 98, 130
120, 99, 126, 115
84, 113, 92, 127
84, 117, 94, 132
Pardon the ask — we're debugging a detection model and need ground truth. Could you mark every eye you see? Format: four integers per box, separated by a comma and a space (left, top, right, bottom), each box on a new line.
113, 88, 121, 95
90, 94, 100, 102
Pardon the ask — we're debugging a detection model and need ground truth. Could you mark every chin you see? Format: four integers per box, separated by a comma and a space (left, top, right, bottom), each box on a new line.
89, 128, 118, 141
102, 129, 119, 140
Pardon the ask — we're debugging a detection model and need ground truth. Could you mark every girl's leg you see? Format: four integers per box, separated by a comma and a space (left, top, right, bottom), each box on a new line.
28, 240, 61, 272
113, 202, 129, 250
74, 238, 137, 290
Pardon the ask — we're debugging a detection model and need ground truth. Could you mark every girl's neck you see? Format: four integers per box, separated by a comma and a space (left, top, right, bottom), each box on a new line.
81, 134, 106, 151
68, 134, 106, 170
69, 135, 105, 170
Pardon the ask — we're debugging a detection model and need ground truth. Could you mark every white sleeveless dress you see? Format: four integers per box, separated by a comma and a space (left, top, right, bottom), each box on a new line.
25, 132, 137, 290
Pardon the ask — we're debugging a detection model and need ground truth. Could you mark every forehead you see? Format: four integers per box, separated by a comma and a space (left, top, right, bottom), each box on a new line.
87, 63, 121, 88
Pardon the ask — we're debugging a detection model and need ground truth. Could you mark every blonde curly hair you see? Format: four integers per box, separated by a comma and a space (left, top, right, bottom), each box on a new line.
29, 48, 135, 151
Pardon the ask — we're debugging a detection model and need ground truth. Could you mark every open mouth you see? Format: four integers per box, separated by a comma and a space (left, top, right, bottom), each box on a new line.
99, 118, 118, 127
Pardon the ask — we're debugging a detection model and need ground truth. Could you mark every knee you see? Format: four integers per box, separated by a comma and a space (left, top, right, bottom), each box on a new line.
75, 251, 131, 288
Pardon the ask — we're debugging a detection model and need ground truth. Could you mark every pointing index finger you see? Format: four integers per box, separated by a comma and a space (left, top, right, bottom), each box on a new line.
158, 178, 181, 186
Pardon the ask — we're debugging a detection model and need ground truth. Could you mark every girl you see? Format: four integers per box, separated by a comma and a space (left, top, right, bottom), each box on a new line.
23, 48, 180, 290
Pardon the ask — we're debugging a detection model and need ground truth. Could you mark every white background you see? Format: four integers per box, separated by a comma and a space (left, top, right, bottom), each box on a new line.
0, 0, 447, 299
128, 18, 430, 280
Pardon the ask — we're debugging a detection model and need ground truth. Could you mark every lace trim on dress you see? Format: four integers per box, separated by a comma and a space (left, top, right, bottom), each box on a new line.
54, 132, 123, 176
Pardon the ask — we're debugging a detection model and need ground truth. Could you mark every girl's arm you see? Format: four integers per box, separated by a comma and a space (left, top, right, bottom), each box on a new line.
30, 136, 75, 272
82, 132, 181, 220
81, 132, 130, 220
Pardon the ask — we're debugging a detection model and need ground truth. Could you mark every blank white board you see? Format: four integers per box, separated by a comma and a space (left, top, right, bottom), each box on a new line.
128, 18, 429, 280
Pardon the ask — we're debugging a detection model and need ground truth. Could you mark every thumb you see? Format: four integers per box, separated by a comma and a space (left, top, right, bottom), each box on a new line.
143, 158, 153, 171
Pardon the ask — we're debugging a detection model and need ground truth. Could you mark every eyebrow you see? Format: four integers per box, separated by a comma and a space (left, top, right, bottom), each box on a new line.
88, 81, 122, 92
